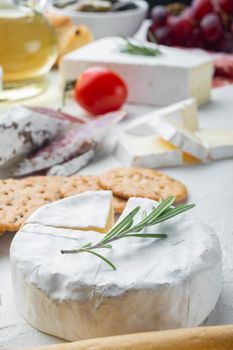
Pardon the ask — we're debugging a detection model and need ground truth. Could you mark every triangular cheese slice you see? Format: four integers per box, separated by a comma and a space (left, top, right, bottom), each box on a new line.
26, 190, 114, 233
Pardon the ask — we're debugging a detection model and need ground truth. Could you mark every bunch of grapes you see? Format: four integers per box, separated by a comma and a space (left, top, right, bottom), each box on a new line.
147, 0, 233, 53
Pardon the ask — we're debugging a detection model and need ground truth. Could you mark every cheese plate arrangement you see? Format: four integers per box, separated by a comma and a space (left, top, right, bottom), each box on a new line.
1, 11, 233, 348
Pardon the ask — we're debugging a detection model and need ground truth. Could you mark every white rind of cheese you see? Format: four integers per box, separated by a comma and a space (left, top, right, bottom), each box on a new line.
60, 37, 213, 106
127, 98, 198, 136
0, 106, 67, 167
115, 134, 182, 167
196, 129, 233, 160
26, 190, 114, 233
10, 192, 222, 341
156, 122, 209, 161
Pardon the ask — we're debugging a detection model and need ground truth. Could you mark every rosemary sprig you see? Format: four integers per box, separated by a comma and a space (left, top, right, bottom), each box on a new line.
120, 37, 161, 57
61, 80, 76, 110
61, 196, 195, 270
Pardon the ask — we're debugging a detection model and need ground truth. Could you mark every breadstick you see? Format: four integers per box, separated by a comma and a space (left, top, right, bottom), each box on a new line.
24, 325, 233, 350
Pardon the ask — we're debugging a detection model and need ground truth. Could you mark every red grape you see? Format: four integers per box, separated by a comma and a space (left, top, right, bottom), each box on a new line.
186, 27, 204, 48
192, 0, 214, 21
182, 8, 196, 24
153, 26, 171, 45
147, 0, 233, 53
214, 31, 233, 52
167, 16, 193, 45
150, 6, 169, 26
200, 13, 223, 42
219, 0, 233, 15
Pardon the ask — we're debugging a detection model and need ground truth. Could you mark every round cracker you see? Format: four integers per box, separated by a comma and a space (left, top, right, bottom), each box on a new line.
60, 175, 101, 197
98, 168, 188, 203
112, 196, 127, 214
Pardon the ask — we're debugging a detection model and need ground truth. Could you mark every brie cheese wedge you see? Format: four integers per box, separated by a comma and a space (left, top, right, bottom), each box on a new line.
196, 129, 233, 160
127, 98, 199, 136
156, 122, 209, 161
115, 134, 183, 167
60, 37, 213, 106
10, 191, 222, 341
27, 191, 114, 233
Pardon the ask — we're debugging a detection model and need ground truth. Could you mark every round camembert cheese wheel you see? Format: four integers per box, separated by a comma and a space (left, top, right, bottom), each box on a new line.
10, 191, 222, 341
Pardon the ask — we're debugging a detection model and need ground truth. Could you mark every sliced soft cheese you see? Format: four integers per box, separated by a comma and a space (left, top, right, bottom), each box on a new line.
10, 191, 222, 341
155, 122, 209, 161
127, 98, 198, 136
27, 191, 114, 233
115, 134, 182, 167
126, 98, 207, 161
60, 37, 213, 106
196, 129, 233, 160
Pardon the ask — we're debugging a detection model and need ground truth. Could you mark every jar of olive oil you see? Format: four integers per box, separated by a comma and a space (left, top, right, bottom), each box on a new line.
0, 0, 58, 101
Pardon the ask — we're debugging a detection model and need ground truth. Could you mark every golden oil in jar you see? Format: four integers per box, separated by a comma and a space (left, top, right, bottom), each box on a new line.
0, 3, 58, 101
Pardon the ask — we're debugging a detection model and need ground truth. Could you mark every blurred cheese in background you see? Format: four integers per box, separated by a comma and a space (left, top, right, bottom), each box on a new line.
60, 37, 214, 106
45, 12, 93, 64
116, 98, 233, 167
127, 98, 198, 135
115, 134, 183, 167
196, 130, 233, 160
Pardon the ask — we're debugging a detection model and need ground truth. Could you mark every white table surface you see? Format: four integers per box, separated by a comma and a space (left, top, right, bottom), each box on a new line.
1, 80, 233, 348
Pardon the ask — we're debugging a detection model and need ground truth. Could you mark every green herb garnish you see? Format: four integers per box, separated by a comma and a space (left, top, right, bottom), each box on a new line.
120, 37, 161, 57
61, 196, 195, 270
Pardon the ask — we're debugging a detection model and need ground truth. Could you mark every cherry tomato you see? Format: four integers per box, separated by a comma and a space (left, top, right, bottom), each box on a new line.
74, 66, 128, 116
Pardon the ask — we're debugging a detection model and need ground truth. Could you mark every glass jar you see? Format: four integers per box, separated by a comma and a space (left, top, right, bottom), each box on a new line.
0, 0, 58, 101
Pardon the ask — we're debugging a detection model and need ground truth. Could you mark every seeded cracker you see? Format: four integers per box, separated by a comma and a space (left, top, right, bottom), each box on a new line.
98, 168, 188, 203
0, 175, 127, 232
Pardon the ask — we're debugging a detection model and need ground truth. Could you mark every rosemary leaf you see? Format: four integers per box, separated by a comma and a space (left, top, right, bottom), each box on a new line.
101, 206, 140, 242
151, 204, 195, 224
123, 233, 167, 239
102, 244, 112, 249
61, 196, 195, 270
120, 38, 161, 57
131, 196, 175, 231
79, 248, 116, 270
